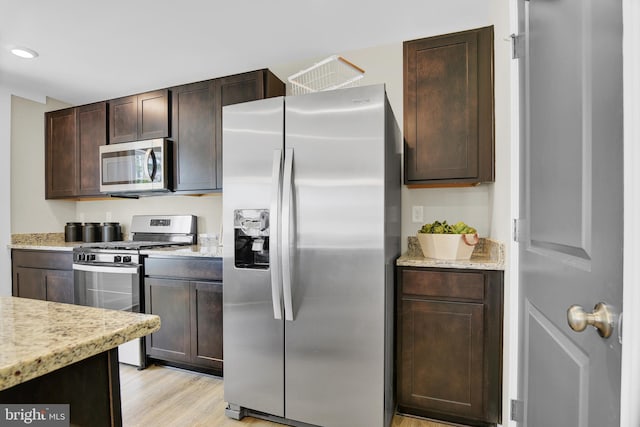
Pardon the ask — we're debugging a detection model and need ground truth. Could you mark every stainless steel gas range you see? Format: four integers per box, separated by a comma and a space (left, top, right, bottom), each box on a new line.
72, 215, 197, 367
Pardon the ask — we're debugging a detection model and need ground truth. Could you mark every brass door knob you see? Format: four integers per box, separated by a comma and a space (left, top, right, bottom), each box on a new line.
567, 302, 614, 338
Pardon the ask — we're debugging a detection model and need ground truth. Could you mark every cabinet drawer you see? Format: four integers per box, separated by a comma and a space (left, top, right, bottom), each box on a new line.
12, 250, 73, 270
401, 269, 484, 302
145, 257, 222, 281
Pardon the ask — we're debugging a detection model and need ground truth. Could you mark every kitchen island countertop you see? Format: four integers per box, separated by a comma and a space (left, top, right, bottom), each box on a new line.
0, 296, 160, 391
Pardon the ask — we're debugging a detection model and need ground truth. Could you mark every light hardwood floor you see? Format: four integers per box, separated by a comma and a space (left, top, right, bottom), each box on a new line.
119, 364, 459, 427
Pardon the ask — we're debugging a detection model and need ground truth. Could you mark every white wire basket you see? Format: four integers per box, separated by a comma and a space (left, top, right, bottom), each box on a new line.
288, 55, 365, 95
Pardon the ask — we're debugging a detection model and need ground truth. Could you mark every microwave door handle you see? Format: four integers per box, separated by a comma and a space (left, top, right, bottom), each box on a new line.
282, 148, 294, 322
270, 149, 283, 320
144, 148, 157, 181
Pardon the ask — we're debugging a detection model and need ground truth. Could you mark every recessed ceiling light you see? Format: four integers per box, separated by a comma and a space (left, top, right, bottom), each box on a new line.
10, 47, 39, 59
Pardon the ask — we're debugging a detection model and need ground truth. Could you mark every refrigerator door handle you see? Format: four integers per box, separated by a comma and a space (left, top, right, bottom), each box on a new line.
270, 149, 283, 320
282, 148, 295, 321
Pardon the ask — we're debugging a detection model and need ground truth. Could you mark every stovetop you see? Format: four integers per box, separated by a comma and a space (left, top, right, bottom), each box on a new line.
72, 215, 197, 265
73, 240, 193, 265
76, 240, 188, 251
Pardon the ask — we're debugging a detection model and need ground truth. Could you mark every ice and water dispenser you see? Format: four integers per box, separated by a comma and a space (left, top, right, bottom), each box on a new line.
234, 209, 270, 269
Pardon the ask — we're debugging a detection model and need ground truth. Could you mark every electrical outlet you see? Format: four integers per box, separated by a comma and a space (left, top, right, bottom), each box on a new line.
411, 206, 424, 223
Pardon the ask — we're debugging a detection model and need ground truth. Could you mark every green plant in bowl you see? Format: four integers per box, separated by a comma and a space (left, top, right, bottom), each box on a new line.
418, 220, 477, 235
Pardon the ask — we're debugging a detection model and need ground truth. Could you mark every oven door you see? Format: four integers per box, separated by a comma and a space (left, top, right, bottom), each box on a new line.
73, 263, 141, 312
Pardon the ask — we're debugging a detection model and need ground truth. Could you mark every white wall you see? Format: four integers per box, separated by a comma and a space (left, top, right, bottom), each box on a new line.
487, 1, 515, 424
1, 88, 12, 295
75, 195, 222, 239
11, 95, 75, 234
2, 86, 64, 295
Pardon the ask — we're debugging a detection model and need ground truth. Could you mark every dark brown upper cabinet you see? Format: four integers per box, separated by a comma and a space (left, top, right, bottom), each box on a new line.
109, 89, 170, 144
171, 69, 284, 193
404, 26, 494, 186
45, 102, 106, 199
46, 108, 76, 198
171, 80, 217, 192
76, 103, 107, 196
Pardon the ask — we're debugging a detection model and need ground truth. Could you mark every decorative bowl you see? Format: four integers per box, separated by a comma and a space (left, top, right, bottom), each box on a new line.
417, 233, 479, 260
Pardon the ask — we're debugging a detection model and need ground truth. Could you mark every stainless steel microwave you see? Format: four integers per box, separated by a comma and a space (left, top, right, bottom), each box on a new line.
99, 138, 172, 194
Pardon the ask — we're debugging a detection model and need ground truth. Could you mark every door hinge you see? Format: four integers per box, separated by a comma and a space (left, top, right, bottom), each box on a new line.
511, 398, 524, 422
511, 33, 525, 59
513, 218, 521, 242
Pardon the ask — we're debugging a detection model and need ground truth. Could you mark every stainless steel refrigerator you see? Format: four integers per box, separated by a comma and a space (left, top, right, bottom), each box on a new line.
222, 84, 401, 427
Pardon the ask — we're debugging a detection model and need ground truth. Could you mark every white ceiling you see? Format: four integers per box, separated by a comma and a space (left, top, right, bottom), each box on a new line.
0, 0, 490, 106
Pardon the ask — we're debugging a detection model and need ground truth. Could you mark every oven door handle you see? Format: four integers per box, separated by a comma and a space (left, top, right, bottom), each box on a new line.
73, 264, 140, 274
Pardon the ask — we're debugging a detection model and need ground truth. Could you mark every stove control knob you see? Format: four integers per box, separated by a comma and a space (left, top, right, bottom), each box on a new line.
114, 255, 122, 263
123, 256, 132, 263
89, 254, 96, 261
77, 253, 85, 261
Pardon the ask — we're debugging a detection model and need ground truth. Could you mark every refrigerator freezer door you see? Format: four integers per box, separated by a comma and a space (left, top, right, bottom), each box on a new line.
284, 85, 388, 427
222, 97, 285, 417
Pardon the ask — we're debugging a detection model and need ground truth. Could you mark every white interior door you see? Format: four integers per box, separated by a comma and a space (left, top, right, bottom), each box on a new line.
517, 0, 623, 425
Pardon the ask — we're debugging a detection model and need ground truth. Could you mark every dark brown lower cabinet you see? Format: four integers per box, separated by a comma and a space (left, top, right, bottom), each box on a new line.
191, 281, 223, 367
396, 267, 503, 427
145, 277, 191, 363
145, 257, 223, 375
11, 250, 74, 304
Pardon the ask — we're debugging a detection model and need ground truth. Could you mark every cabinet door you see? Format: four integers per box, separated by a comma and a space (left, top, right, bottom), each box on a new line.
145, 278, 191, 362
215, 70, 266, 189
172, 81, 217, 191
13, 267, 46, 300
109, 95, 138, 144
76, 102, 107, 196
190, 281, 223, 371
138, 89, 170, 141
45, 269, 74, 304
399, 298, 485, 419
404, 26, 494, 185
45, 108, 77, 199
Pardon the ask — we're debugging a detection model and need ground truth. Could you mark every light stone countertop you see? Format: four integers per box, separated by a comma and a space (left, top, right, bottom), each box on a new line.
9, 233, 76, 251
0, 296, 160, 391
141, 245, 222, 258
396, 236, 505, 271
8, 233, 221, 259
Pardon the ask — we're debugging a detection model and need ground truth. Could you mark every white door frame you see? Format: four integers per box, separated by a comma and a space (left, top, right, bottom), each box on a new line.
508, 0, 639, 425
620, 0, 640, 425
